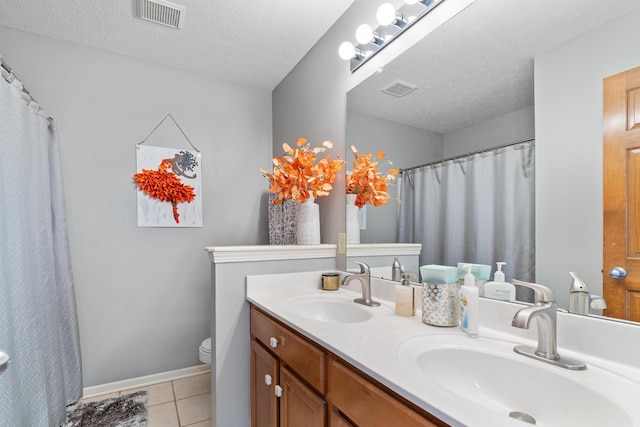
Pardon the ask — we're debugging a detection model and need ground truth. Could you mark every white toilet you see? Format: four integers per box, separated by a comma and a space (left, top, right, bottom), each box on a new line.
199, 337, 211, 364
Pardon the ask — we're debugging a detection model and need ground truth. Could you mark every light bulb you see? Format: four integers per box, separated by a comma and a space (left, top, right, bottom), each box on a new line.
338, 42, 356, 60
355, 24, 374, 44
376, 3, 397, 26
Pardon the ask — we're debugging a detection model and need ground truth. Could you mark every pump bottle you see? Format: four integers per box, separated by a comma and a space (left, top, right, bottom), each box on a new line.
395, 275, 415, 317
459, 264, 479, 337
483, 262, 516, 301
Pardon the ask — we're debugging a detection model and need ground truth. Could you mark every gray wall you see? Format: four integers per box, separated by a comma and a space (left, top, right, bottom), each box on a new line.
535, 8, 640, 309
443, 106, 535, 157
346, 110, 443, 243
0, 26, 272, 386
347, 110, 444, 170
272, 1, 376, 260
271, 0, 467, 263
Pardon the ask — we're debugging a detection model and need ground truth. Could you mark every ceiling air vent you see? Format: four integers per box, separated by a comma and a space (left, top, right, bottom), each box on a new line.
381, 80, 418, 97
137, 0, 185, 29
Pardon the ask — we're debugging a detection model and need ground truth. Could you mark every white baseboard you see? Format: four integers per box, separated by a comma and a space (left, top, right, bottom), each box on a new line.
82, 364, 211, 398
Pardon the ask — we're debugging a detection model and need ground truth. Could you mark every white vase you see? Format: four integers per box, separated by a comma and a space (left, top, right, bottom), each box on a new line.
296, 197, 320, 244
346, 194, 360, 244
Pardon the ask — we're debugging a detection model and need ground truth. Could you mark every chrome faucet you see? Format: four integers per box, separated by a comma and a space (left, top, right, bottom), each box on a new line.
511, 279, 586, 370
568, 272, 607, 315
342, 262, 380, 307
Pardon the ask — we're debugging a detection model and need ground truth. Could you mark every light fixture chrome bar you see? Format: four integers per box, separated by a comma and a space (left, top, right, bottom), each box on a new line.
348, 0, 446, 73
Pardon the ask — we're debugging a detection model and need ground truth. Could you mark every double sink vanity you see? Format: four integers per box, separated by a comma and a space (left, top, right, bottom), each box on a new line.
247, 270, 640, 426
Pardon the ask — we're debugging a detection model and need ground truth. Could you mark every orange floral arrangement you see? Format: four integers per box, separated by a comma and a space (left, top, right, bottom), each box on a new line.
347, 145, 399, 208
134, 158, 196, 223
261, 138, 344, 204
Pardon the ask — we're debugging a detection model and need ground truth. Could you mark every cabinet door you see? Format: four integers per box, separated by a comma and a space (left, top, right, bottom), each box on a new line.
330, 410, 355, 427
280, 366, 326, 427
251, 340, 278, 427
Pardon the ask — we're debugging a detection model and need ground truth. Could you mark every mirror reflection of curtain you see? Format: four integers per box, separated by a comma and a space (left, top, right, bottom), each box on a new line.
398, 141, 535, 297
0, 63, 82, 425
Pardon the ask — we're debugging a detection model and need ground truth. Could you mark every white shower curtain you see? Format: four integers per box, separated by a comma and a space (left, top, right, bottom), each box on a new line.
0, 63, 82, 426
398, 141, 535, 293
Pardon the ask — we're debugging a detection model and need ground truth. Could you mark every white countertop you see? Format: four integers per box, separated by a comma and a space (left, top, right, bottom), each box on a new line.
246, 271, 640, 427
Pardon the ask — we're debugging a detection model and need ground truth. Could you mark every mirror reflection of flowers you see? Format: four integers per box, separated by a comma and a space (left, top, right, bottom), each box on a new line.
261, 138, 344, 204
347, 145, 399, 208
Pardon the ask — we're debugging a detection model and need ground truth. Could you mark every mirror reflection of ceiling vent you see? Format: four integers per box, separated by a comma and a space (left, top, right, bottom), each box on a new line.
381, 80, 418, 97
137, 0, 185, 29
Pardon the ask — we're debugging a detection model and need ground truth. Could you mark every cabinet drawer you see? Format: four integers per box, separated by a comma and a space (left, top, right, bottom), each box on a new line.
251, 306, 327, 394
330, 359, 445, 427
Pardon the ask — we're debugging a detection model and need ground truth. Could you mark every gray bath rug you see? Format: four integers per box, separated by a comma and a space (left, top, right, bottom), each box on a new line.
63, 391, 148, 427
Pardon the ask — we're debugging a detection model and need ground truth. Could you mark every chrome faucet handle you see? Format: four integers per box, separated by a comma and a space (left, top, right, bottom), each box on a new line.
512, 279, 556, 303
354, 261, 370, 274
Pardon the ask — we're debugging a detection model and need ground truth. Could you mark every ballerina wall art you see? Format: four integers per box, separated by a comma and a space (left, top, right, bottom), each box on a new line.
134, 145, 202, 227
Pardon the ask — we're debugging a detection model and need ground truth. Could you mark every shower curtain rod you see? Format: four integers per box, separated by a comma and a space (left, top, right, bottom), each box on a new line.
400, 137, 535, 173
1, 56, 42, 110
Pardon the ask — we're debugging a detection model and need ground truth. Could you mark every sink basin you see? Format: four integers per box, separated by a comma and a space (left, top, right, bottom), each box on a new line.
398, 335, 639, 426
283, 294, 386, 323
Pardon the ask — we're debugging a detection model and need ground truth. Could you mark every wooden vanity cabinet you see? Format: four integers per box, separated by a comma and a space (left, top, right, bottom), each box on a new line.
250, 306, 327, 427
250, 305, 450, 427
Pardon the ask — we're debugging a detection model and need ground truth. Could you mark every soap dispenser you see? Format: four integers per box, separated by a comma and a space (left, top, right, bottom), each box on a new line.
483, 262, 515, 301
395, 274, 415, 317
459, 265, 479, 337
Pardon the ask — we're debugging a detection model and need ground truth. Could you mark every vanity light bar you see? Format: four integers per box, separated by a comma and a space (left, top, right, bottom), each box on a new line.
339, 0, 446, 72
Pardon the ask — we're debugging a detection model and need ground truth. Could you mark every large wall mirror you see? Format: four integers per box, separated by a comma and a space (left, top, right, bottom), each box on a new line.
344, 0, 640, 319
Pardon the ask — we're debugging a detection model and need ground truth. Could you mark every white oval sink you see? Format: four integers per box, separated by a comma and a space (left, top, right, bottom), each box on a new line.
289, 299, 371, 323
398, 335, 640, 427
283, 294, 387, 323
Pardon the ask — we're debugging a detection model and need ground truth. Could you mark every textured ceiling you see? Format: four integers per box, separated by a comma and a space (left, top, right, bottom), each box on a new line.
0, 0, 354, 90
348, 0, 640, 134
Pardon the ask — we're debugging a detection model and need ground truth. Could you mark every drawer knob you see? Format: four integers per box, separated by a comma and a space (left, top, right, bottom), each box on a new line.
269, 337, 279, 348
275, 385, 283, 397
265, 374, 272, 386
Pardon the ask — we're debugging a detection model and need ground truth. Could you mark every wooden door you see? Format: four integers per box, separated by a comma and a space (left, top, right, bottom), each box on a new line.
603, 65, 640, 321
251, 340, 279, 427
279, 366, 326, 427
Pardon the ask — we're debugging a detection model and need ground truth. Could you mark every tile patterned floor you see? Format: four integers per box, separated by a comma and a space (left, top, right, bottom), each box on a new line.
80, 372, 212, 427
